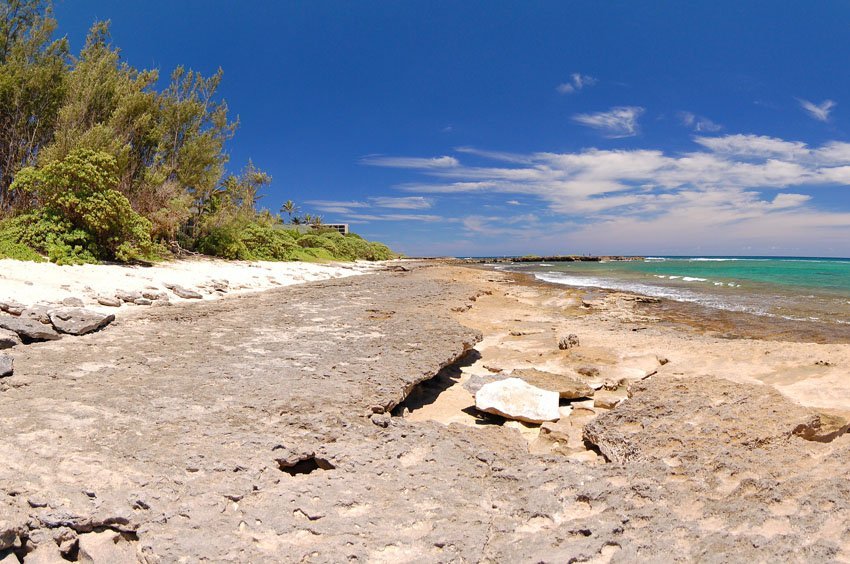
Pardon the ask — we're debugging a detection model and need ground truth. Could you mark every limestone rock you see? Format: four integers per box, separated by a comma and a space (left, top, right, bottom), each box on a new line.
48, 308, 115, 336
96, 296, 121, 307
0, 328, 20, 349
463, 373, 507, 395
0, 354, 12, 377
0, 301, 24, 316
133, 298, 152, 306
165, 283, 203, 299
511, 368, 594, 399
793, 413, 850, 443
77, 530, 137, 563
61, 297, 84, 307
558, 334, 580, 350
593, 389, 628, 410
0, 316, 61, 342
141, 290, 167, 301
475, 377, 560, 424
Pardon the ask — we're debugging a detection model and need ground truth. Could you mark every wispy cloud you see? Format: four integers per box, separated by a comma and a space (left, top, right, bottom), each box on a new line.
366, 134, 850, 253
798, 98, 836, 122
306, 200, 369, 214
361, 155, 459, 168
556, 72, 597, 94
506, 200, 522, 205
346, 213, 443, 223
677, 111, 722, 132
370, 196, 432, 209
572, 106, 644, 138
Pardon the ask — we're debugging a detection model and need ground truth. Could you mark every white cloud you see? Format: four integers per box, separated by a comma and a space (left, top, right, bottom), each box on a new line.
366, 134, 850, 254
506, 200, 522, 205
798, 98, 836, 122
345, 213, 443, 223
370, 196, 432, 209
306, 200, 369, 214
572, 106, 644, 138
557, 72, 597, 94
361, 155, 459, 168
677, 111, 722, 132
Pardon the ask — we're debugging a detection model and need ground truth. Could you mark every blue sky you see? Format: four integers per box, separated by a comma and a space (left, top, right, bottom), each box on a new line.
55, 1, 850, 257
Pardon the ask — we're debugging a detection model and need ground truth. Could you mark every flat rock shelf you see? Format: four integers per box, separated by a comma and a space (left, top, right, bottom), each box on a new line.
0, 264, 849, 562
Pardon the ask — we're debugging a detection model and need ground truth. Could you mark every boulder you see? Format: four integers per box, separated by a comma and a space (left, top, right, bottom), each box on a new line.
558, 334, 580, 350
511, 368, 594, 399
96, 295, 121, 307
141, 290, 167, 301
61, 297, 84, 307
475, 377, 560, 424
48, 308, 115, 336
0, 316, 61, 342
0, 354, 12, 377
0, 328, 20, 349
0, 301, 24, 316
165, 283, 203, 299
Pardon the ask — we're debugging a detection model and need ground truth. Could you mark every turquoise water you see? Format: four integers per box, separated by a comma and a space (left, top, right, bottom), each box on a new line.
499, 257, 850, 326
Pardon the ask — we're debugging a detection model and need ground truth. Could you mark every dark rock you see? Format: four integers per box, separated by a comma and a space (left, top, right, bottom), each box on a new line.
141, 290, 167, 301
21, 306, 52, 324
0, 316, 61, 342
0, 301, 24, 316
48, 308, 115, 336
0, 354, 12, 377
0, 328, 20, 350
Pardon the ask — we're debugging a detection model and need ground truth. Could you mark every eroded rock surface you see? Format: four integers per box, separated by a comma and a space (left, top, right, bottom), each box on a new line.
48, 308, 116, 336
476, 377, 561, 423
1, 265, 849, 562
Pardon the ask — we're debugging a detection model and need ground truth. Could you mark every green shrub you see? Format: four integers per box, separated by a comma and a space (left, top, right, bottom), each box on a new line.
197, 220, 299, 261
10, 149, 161, 264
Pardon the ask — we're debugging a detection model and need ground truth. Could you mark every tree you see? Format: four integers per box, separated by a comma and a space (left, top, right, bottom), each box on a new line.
280, 199, 297, 223
0, 0, 68, 211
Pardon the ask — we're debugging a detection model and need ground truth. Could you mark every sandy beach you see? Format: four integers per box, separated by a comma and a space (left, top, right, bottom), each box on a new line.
1, 259, 849, 561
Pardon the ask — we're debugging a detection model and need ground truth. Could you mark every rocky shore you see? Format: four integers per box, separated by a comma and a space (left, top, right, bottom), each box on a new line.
1, 261, 849, 562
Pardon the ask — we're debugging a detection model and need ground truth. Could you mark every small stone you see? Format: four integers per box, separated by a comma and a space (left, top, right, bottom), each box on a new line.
21, 306, 52, 324
577, 366, 600, 377
0, 328, 21, 350
558, 334, 580, 350
77, 530, 136, 562
61, 297, 84, 307
593, 389, 628, 410
141, 290, 167, 301
165, 284, 203, 300
133, 298, 152, 306
96, 295, 122, 307
370, 413, 391, 427
27, 497, 48, 508
0, 301, 24, 316
0, 354, 12, 377
115, 290, 141, 303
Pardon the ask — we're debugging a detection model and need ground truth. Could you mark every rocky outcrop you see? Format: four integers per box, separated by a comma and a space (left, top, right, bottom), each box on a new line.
0, 316, 61, 342
48, 308, 116, 336
475, 377, 561, 423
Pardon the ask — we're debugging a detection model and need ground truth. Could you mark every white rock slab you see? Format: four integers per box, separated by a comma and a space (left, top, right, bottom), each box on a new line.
475, 377, 560, 424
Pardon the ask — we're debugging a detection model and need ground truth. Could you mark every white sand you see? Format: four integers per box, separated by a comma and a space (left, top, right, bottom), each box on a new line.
0, 257, 382, 315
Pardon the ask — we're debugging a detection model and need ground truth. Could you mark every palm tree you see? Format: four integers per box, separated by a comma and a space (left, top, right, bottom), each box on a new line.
280, 200, 297, 223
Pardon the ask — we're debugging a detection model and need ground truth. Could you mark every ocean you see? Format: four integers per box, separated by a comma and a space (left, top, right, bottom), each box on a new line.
495, 257, 850, 328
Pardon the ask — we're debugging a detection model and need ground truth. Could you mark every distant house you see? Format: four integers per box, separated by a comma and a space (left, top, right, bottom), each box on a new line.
321, 224, 349, 235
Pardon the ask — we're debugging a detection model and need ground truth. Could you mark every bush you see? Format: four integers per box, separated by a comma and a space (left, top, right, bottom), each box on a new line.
196, 220, 298, 261
9, 149, 161, 264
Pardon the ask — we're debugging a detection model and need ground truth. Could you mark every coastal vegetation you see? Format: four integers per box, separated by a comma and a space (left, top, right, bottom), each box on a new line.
0, 1, 392, 264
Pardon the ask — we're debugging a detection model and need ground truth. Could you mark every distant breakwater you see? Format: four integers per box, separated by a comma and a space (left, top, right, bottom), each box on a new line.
451, 255, 645, 264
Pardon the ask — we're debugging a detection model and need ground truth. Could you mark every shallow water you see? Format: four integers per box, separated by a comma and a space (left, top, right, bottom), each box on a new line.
499, 257, 850, 330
